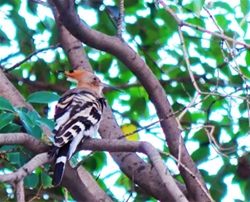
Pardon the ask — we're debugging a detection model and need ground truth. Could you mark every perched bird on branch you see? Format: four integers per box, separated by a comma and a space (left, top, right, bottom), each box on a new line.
48, 70, 120, 186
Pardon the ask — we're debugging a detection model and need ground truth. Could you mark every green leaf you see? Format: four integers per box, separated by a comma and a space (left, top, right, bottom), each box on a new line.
83, 152, 107, 172
132, 97, 147, 117
0, 113, 15, 130
26, 91, 60, 104
193, 0, 205, 17
213, 2, 233, 12
210, 181, 227, 201
0, 97, 15, 112
0, 28, 10, 45
0, 145, 20, 166
15, 108, 42, 139
19, 148, 34, 166
16, 108, 35, 128
125, 0, 138, 7
192, 129, 209, 144
8, 153, 21, 166
240, 0, 249, 15
24, 173, 39, 188
191, 146, 209, 163
27, 124, 42, 139
115, 173, 131, 189
36, 118, 54, 130
0, 123, 21, 133
41, 170, 52, 188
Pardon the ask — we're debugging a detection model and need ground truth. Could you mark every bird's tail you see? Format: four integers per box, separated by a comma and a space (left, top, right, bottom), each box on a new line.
52, 144, 70, 186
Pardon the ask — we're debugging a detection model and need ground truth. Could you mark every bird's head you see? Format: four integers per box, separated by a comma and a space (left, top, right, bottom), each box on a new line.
59, 70, 121, 96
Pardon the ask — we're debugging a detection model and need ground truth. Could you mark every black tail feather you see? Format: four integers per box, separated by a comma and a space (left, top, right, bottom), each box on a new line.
52, 162, 66, 186
52, 144, 70, 186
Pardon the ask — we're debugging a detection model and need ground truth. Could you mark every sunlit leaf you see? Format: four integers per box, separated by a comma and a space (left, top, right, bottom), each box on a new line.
121, 123, 139, 141
240, 0, 249, 15
83, 152, 107, 172
115, 173, 131, 189
41, 170, 52, 188
193, 0, 205, 17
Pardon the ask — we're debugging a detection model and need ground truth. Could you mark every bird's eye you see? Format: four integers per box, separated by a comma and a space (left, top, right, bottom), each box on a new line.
93, 77, 97, 81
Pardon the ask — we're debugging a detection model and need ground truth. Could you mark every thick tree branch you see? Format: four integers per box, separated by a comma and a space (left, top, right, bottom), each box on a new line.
51, 3, 92, 71
0, 132, 187, 201
51, 0, 208, 201
0, 69, 33, 110
0, 69, 110, 201
0, 133, 48, 153
51, 5, 113, 201
49, 2, 186, 201
0, 69, 52, 137
16, 180, 25, 202
0, 153, 50, 183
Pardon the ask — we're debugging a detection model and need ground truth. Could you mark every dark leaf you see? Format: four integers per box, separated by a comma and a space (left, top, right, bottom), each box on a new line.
24, 173, 39, 188
0, 97, 15, 112
26, 91, 60, 104
0, 113, 15, 130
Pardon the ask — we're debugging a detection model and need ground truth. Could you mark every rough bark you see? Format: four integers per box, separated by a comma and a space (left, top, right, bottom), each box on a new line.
49, 2, 187, 201
51, 0, 210, 201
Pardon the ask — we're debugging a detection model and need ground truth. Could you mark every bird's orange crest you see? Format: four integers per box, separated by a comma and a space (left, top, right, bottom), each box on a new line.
64, 70, 88, 79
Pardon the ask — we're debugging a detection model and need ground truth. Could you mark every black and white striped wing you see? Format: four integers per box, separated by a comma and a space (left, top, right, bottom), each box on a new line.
52, 90, 106, 150
50, 90, 106, 186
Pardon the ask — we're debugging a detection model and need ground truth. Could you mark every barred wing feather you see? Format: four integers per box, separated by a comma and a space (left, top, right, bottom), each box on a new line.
50, 89, 106, 186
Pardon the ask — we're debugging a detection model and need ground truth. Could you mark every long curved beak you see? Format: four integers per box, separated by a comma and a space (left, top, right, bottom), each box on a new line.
101, 82, 123, 93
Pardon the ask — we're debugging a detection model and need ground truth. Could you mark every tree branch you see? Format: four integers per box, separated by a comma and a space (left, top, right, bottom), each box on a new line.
16, 180, 25, 202
158, 0, 250, 49
0, 153, 50, 183
0, 133, 48, 153
51, 3, 92, 71
4, 44, 60, 72
51, 0, 208, 201
48, 2, 188, 201
0, 69, 52, 137
0, 132, 188, 201
117, 0, 124, 38
0, 69, 111, 201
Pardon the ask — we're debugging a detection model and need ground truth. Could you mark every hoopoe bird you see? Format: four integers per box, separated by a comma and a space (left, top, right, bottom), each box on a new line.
48, 70, 120, 186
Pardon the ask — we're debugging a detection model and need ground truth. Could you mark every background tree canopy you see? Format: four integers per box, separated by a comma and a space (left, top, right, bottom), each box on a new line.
0, 0, 249, 201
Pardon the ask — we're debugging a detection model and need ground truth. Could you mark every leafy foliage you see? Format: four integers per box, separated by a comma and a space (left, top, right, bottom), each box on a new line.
0, 0, 249, 201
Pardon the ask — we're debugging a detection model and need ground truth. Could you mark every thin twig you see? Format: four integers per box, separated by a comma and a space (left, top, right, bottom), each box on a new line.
4, 44, 60, 72
117, 0, 124, 38
204, 7, 250, 140
159, 150, 214, 202
158, 1, 250, 49
27, 184, 43, 202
